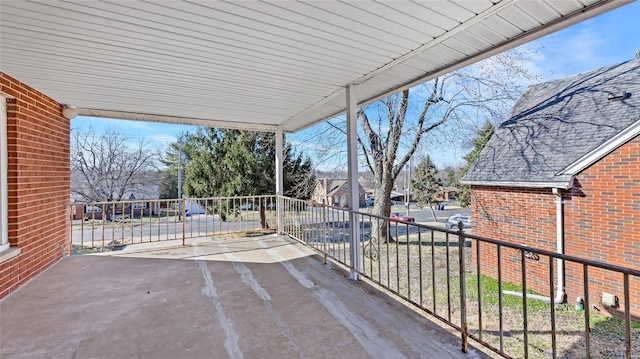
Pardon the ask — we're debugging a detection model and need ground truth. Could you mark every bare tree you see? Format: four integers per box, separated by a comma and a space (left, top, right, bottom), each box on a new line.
71, 127, 158, 205
307, 50, 540, 241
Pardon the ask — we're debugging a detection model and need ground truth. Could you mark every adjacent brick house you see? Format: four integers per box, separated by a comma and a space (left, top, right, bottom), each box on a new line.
313, 178, 366, 207
462, 58, 640, 315
437, 187, 458, 201
0, 73, 70, 299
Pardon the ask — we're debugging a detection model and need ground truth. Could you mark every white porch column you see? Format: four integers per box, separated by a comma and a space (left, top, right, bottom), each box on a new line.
346, 85, 361, 280
275, 126, 284, 234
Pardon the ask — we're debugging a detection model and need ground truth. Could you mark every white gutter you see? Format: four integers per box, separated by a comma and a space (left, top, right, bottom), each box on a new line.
460, 179, 573, 189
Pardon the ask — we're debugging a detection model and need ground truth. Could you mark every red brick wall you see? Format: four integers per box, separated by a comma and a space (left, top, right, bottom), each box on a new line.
565, 135, 640, 314
0, 73, 70, 299
470, 186, 558, 294
470, 135, 640, 314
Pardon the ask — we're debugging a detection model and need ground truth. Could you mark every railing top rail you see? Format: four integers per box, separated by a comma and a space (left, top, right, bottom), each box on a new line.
283, 196, 454, 230
68, 194, 277, 206
281, 195, 640, 278
464, 231, 640, 277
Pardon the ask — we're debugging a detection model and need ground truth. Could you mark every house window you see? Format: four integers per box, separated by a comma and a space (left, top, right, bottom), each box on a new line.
0, 95, 8, 253
133, 202, 147, 209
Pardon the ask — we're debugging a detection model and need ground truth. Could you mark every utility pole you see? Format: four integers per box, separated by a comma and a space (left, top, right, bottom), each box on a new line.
178, 139, 183, 220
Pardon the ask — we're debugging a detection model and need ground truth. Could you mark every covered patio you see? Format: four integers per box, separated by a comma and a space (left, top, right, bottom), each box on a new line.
1, 1, 636, 358
0, 233, 488, 359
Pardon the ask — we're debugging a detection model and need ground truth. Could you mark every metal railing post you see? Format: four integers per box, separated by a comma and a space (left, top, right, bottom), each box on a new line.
458, 221, 468, 353
181, 198, 186, 246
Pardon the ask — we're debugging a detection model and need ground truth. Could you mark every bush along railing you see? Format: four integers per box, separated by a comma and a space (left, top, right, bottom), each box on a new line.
68, 195, 277, 253
280, 196, 640, 359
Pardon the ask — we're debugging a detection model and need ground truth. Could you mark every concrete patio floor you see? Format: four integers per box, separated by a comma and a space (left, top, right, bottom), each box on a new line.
1, 234, 490, 359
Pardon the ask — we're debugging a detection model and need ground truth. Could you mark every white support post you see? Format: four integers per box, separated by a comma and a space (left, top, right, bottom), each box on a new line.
346, 85, 361, 280
275, 127, 284, 234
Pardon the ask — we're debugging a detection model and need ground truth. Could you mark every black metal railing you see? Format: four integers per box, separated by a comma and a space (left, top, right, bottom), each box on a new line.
280, 197, 639, 359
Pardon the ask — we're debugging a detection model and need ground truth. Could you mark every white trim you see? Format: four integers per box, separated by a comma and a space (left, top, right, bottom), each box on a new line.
0, 95, 8, 253
559, 119, 640, 176
0, 247, 20, 263
77, 108, 280, 133
461, 179, 573, 189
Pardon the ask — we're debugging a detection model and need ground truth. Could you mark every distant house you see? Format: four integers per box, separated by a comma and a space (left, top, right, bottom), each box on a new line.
313, 178, 366, 207
71, 187, 160, 220
462, 58, 640, 315
390, 190, 414, 204
437, 187, 458, 201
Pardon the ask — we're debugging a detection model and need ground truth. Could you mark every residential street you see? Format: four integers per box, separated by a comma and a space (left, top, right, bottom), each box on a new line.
363, 202, 470, 226
71, 203, 471, 247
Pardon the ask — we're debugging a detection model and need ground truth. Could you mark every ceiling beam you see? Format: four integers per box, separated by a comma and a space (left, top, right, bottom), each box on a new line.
77, 109, 280, 132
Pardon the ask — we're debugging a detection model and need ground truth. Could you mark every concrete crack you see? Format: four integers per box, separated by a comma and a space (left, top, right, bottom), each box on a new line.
221, 243, 308, 359
193, 245, 244, 359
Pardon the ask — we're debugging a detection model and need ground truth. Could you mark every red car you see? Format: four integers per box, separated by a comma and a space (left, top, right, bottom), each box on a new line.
390, 212, 415, 223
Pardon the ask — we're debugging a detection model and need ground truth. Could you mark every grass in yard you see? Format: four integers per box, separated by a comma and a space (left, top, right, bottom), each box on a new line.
325, 232, 640, 359
465, 274, 549, 311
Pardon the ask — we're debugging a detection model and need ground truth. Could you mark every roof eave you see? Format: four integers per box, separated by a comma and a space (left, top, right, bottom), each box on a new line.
460, 179, 574, 190
558, 118, 640, 176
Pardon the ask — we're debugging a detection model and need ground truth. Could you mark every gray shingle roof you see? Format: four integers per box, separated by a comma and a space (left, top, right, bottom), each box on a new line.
462, 58, 640, 187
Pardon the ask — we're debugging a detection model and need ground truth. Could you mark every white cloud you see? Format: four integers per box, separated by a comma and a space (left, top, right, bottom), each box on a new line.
146, 135, 178, 144
519, 1, 640, 81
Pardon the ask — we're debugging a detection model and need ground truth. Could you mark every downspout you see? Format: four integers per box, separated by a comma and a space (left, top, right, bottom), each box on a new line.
552, 187, 566, 304
504, 187, 566, 304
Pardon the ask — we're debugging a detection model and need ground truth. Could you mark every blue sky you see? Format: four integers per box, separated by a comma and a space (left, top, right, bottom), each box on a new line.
72, 1, 640, 169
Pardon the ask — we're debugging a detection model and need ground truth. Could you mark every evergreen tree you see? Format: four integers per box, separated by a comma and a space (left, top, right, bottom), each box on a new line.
158, 141, 180, 199
444, 168, 457, 187
457, 120, 495, 207
158, 134, 195, 199
410, 156, 442, 221
165, 128, 315, 223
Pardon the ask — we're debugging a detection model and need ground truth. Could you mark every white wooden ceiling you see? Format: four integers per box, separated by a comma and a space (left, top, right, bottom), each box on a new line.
0, 0, 628, 132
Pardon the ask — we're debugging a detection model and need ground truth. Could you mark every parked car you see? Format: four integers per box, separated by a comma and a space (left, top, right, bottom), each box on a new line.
109, 214, 131, 222
240, 203, 259, 211
390, 212, 415, 223
445, 214, 472, 229
364, 197, 374, 206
